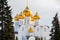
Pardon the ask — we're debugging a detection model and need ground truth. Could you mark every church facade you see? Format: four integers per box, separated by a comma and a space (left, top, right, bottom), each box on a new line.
14, 5, 49, 40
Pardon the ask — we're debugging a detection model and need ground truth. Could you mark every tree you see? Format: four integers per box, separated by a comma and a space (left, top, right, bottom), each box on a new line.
0, 0, 15, 40
49, 13, 60, 40
0, 0, 6, 40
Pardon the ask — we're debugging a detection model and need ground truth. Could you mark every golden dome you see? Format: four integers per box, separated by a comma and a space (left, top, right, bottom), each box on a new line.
34, 12, 40, 20
18, 12, 25, 19
28, 27, 34, 33
31, 16, 34, 21
23, 6, 32, 17
14, 13, 19, 21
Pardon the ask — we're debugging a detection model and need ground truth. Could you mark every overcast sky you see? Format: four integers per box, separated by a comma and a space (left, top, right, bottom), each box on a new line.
7, 0, 60, 26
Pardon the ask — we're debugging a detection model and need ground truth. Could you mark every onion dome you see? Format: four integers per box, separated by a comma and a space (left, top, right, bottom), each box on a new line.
18, 12, 25, 19
23, 6, 32, 17
14, 13, 19, 21
31, 16, 34, 21
34, 12, 40, 20
28, 27, 34, 33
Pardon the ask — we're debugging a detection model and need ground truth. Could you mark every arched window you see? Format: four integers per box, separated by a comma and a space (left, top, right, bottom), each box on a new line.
44, 28, 46, 32
37, 27, 39, 32
44, 37, 46, 40
22, 27, 24, 31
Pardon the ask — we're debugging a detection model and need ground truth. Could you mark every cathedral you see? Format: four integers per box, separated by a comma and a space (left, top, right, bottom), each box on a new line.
14, 5, 49, 40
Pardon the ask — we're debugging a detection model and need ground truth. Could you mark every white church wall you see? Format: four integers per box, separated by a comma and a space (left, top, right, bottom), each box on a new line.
24, 17, 31, 25
34, 20, 40, 26
14, 21, 19, 32
19, 19, 25, 25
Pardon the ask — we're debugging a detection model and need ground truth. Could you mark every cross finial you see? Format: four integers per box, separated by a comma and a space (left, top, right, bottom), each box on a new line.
36, 9, 38, 15
36, 9, 38, 12
26, 0, 28, 6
